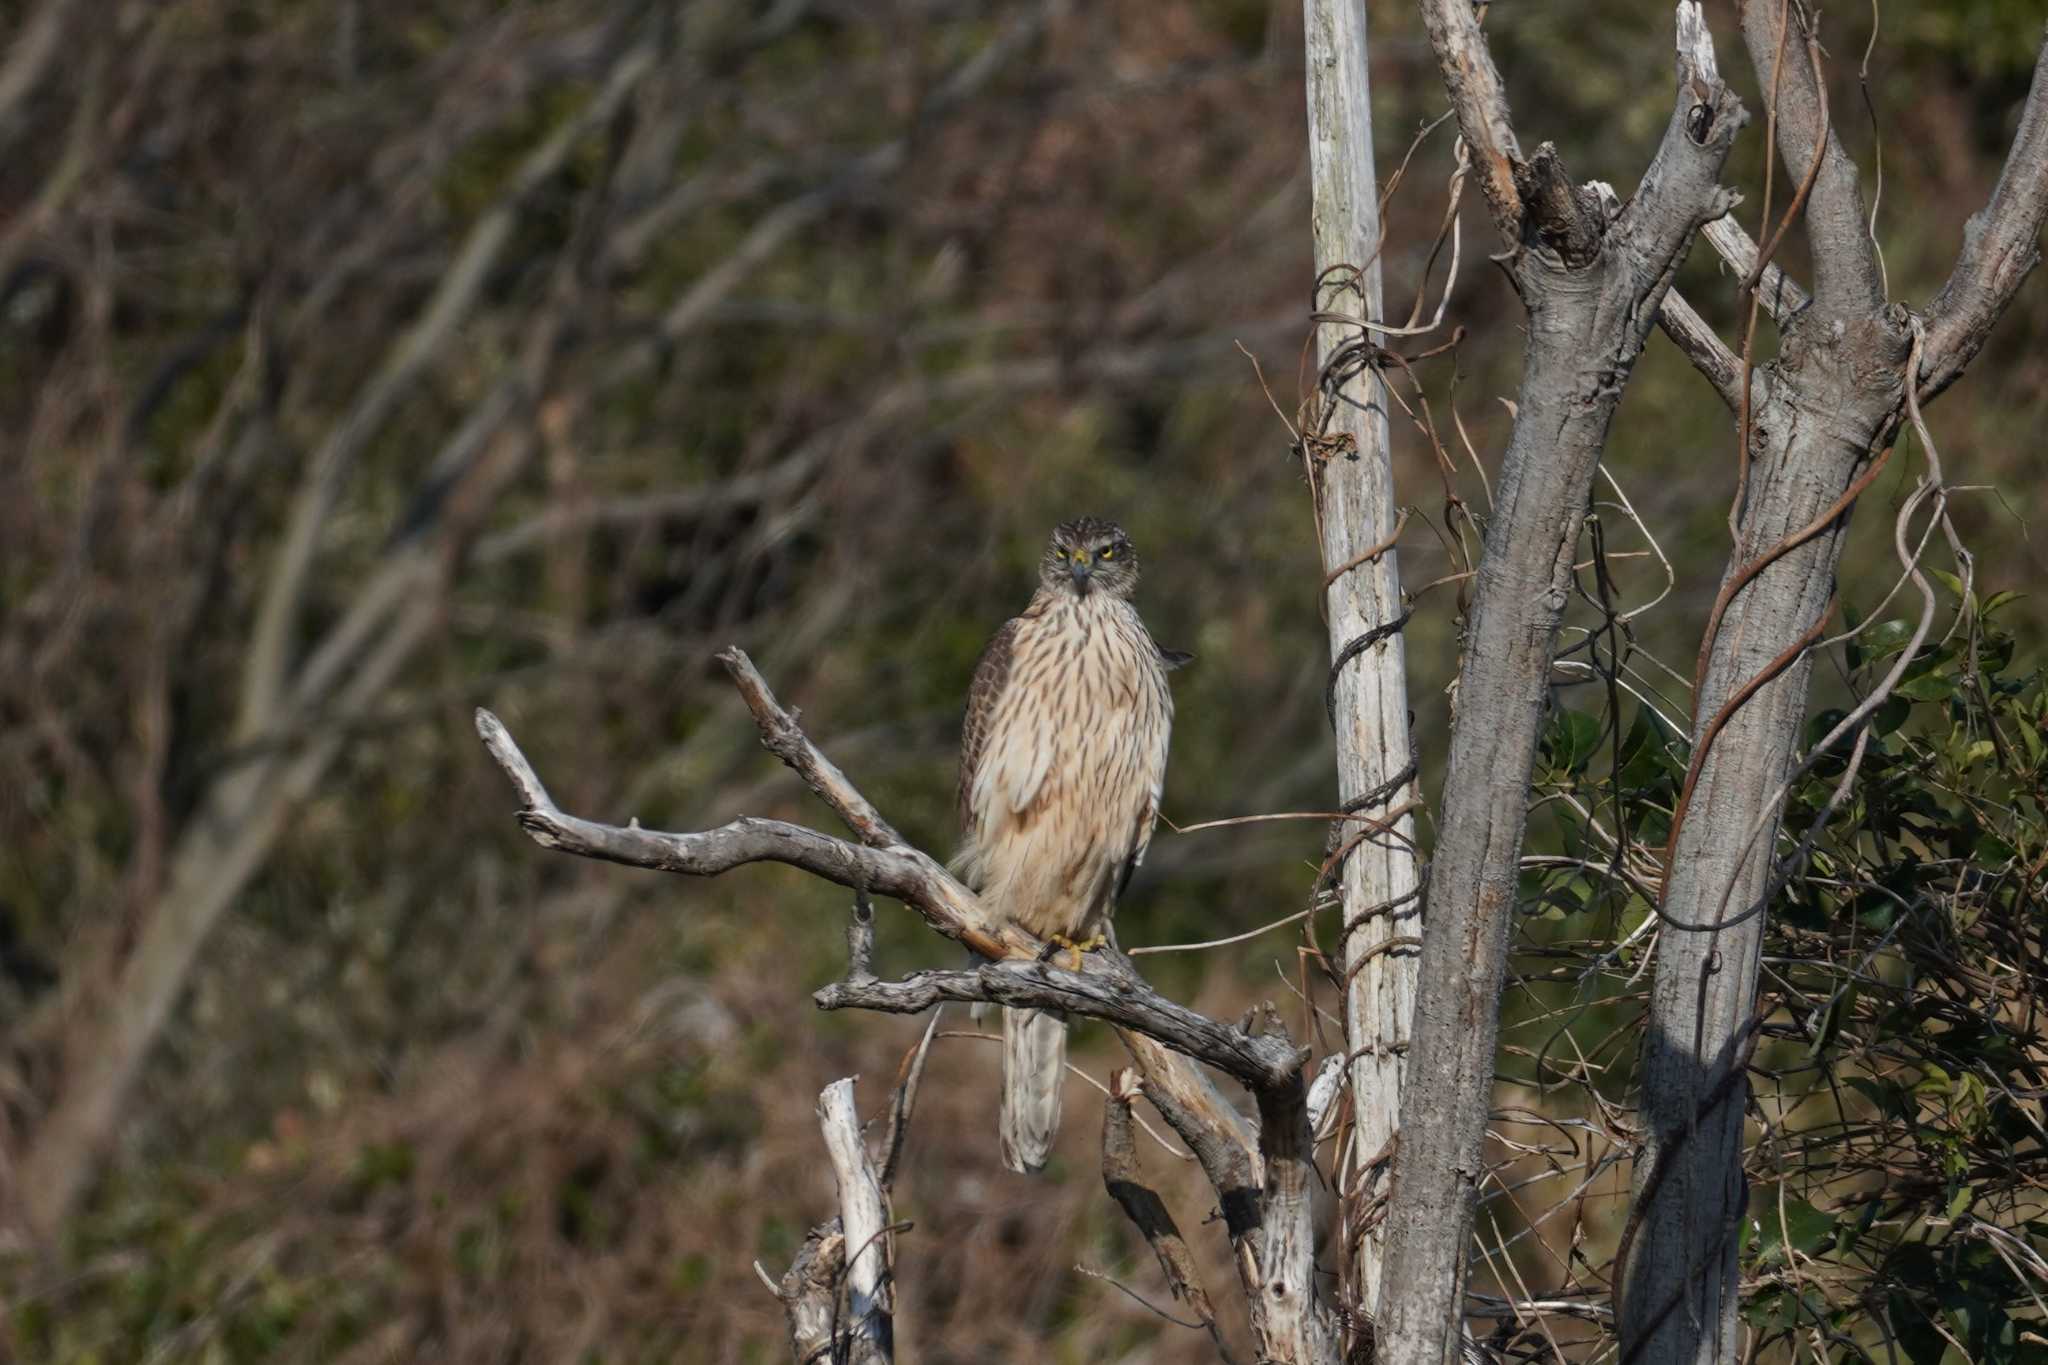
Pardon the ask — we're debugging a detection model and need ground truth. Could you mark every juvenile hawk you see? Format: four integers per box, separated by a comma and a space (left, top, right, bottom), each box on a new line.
956, 517, 1177, 1172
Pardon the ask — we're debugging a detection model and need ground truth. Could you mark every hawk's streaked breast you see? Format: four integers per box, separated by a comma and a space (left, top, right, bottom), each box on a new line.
956, 588, 1173, 943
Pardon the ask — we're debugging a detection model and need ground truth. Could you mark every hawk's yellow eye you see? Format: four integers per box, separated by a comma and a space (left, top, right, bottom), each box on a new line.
1099, 548, 1115, 560
1053, 549, 1068, 561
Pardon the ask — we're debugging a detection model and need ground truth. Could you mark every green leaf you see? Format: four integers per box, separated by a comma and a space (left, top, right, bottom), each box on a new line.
1546, 708, 1603, 776
1618, 705, 1685, 786
1859, 619, 1915, 664
1916, 1063, 1954, 1097
1895, 672, 1957, 702
1753, 1196, 1837, 1266
1873, 695, 1913, 735
1982, 589, 2025, 618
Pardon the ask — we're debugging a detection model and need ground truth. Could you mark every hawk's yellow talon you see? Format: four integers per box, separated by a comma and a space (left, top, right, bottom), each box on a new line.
1047, 931, 1106, 970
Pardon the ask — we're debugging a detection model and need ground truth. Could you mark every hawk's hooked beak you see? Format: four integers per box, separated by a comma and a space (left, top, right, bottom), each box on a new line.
1069, 557, 1093, 592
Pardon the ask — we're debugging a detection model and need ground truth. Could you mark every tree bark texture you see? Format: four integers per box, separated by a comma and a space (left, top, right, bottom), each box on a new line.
1301, 0, 1421, 1318
817, 1079, 894, 1363
1377, 7, 1745, 1362
1622, 27, 2048, 1365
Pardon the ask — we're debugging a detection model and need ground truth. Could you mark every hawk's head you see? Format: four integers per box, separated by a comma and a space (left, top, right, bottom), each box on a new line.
1041, 517, 1139, 600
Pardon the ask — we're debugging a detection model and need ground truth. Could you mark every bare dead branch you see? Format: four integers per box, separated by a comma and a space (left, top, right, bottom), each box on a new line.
817, 965, 1303, 1092
1656, 287, 1744, 410
473, 706, 1003, 959
817, 1080, 893, 1363
1736, 0, 1885, 315
1120, 1031, 1262, 1191
1101, 1070, 1223, 1349
1414, 0, 1524, 241
477, 663, 1313, 1100
717, 649, 905, 849
1701, 215, 1812, 325
1609, 165, 1743, 412
1253, 1066, 1339, 1363
878, 1013, 940, 1189
479, 645, 1340, 1358
775, 1222, 850, 1364
1923, 36, 2048, 399
770, 1079, 895, 1365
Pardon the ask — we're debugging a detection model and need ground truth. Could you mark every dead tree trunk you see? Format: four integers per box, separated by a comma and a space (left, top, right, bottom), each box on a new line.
1375, 6, 1745, 1361
1301, 0, 1421, 1319
1621, 20, 2048, 1364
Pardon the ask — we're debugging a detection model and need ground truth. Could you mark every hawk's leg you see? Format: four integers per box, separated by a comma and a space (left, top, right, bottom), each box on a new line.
1045, 931, 1108, 972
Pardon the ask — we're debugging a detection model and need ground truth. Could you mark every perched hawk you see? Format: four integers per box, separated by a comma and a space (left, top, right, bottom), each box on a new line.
956, 517, 1178, 1173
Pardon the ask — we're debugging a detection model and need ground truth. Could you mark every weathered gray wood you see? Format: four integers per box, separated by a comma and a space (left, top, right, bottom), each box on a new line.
1624, 30, 2048, 1365
1122, 1032, 1336, 1364
1100, 1070, 1222, 1348
1735, 0, 1882, 318
1254, 1070, 1339, 1364
1923, 39, 2048, 401
1377, 6, 1745, 1363
817, 1079, 893, 1363
776, 1221, 849, 1363
1302, 0, 1421, 1319
817, 965, 1303, 1091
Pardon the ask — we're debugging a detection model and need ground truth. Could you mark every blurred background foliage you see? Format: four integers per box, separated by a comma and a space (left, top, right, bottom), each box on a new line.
0, 0, 2043, 1360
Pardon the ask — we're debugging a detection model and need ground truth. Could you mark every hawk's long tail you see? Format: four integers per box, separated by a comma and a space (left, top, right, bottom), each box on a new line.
1000, 1005, 1065, 1173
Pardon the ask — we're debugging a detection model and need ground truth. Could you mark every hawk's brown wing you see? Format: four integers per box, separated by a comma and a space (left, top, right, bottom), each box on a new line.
959, 616, 1021, 828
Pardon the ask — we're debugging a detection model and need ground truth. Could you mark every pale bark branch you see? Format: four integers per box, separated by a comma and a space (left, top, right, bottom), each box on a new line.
1119, 1030, 1262, 1190
1120, 1031, 1337, 1363
775, 1222, 851, 1364
478, 694, 1306, 1092
1415, 0, 1524, 241
1101, 1069, 1223, 1348
474, 708, 1000, 955
1608, 171, 1749, 414
817, 968, 1301, 1092
1657, 287, 1744, 410
1252, 1070, 1339, 1364
718, 649, 906, 850
817, 1079, 893, 1363
1700, 214, 1811, 325
1922, 35, 2048, 400
770, 1079, 895, 1365
1736, 0, 1884, 315
1302, 0, 1421, 1320
1623, 27, 2048, 1365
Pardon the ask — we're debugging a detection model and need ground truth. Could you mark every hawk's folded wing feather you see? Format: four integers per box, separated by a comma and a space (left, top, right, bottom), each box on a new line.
959, 616, 1021, 829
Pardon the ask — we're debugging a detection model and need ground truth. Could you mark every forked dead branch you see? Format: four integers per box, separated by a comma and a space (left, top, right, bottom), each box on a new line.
476, 647, 1336, 1363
